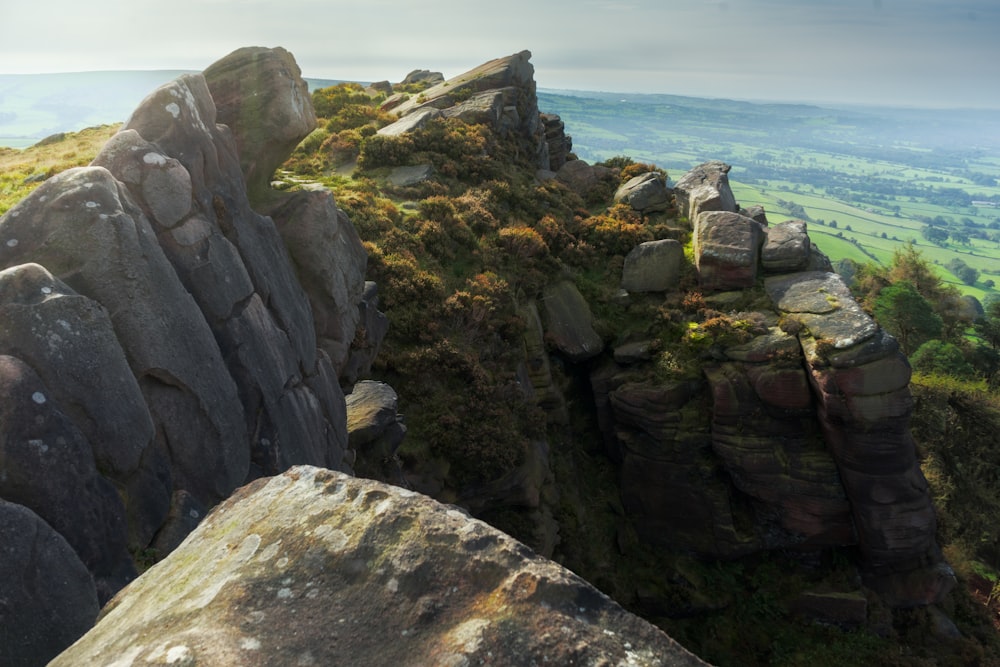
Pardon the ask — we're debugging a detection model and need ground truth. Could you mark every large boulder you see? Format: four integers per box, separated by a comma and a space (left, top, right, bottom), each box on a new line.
615, 171, 672, 213
673, 160, 738, 221
377, 106, 442, 136
51, 467, 707, 667
202, 46, 316, 200
0, 500, 100, 666
0, 354, 135, 603
400, 68, 444, 86
693, 210, 765, 291
346, 380, 406, 481
621, 238, 685, 293
762, 219, 811, 273
0, 263, 153, 481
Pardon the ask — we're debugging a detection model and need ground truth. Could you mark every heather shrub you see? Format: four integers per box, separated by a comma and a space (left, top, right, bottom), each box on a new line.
579, 203, 653, 256
364, 245, 445, 339
312, 82, 372, 118
620, 161, 667, 182
358, 133, 416, 170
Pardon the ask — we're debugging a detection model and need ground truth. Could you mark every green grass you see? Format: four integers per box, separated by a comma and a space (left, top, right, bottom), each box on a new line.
0, 124, 121, 215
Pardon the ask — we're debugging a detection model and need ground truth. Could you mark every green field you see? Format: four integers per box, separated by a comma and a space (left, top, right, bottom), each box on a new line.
540, 90, 1000, 303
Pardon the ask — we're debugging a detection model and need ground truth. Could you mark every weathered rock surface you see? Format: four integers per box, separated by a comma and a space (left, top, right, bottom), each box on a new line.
387, 50, 551, 170
0, 500, 100, 666
0, 47, 367, 643
202, 46, 316, 200
766, 271, 953, 604
622, 238, 685, 293
347, 380, 406, 481
693, 210, 765, 291
592, 367, 757, 557
762, 219, 811, 273
615, 171, 672, 213
556, 158, 616, 197
52, 467, 707, 667
92, 57, 350, 483
673, 160, 738, 221
540, 112, 572, 170
539, 279, 603, 362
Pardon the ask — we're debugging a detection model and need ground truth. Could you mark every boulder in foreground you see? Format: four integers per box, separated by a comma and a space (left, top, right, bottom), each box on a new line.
52, 466, 707, 667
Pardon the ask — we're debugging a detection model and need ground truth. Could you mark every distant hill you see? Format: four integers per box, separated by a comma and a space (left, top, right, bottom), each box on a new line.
0, 71, 345, 148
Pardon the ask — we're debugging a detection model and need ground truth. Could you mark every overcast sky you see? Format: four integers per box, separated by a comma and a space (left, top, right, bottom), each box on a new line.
2, 0, 998, 109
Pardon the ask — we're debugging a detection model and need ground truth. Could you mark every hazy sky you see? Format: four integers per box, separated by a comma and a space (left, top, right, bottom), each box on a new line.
2, 0, 998, 109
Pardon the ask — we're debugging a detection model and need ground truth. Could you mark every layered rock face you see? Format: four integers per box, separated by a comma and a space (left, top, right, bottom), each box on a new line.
590, 162, 953, 605
52, 466, 707, 667
0, 47, 374, 631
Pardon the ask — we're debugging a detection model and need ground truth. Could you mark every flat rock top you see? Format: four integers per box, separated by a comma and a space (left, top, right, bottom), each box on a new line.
765, 271, 880, 352
53, 466, 706, 667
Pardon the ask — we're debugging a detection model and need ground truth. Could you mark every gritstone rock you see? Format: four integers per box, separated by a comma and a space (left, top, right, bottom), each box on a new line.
51, 467, 707, 667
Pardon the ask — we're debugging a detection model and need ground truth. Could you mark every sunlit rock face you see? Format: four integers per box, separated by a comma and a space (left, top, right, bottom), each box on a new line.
385, 50, 554, 171
672, 159, 738, 221
50, 466, 708, 667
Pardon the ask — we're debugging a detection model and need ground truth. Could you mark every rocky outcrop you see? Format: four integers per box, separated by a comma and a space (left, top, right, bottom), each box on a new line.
202, 46, 316, 201
615, 171, 672, 213
693, 210, 766, 291
383, 50, 552, 170
766, 271, 953, 605
52, 467, 707, 667
0, 47, 375, 640
540, 112, 572, 171
589, 161, 952, 606
673, 160, 738, 221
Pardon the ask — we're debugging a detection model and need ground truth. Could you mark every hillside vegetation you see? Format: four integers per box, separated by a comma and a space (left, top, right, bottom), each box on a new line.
281, 83, 1000, 665
5, 82, 1000, 665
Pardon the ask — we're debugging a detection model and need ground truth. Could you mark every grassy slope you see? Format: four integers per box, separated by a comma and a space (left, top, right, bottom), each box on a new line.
0, 124, 121, 214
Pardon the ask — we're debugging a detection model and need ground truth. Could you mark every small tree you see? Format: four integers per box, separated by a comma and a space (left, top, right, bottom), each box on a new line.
874, 281, 943, 355
910, 340, 977, 380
